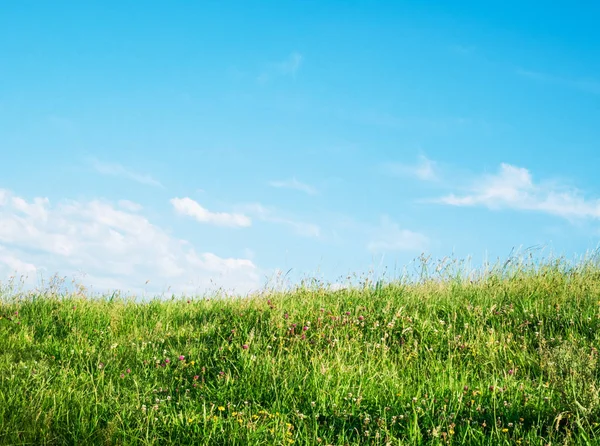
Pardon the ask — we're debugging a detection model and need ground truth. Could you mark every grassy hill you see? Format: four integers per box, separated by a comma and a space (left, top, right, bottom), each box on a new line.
2, 258, 600, 445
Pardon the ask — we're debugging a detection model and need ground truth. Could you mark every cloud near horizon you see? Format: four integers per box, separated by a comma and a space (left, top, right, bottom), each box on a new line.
0, 189, 259, 295
438, 163, 600, 220
171, 197, 252, 228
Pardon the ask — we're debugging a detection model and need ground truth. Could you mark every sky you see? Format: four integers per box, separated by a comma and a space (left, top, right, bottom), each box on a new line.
1, 1, 599, 296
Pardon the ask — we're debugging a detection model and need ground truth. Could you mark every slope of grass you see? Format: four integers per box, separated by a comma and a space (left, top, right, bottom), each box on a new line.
2, 259, 600, 445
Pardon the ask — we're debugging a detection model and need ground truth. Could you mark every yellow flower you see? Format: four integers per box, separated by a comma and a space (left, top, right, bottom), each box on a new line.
502, 428, 509, 433
218, 406, 225, 412
190, 361, 195, 365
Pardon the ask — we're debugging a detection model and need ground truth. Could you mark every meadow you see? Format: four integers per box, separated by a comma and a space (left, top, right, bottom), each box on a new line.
2, 255, 600, 445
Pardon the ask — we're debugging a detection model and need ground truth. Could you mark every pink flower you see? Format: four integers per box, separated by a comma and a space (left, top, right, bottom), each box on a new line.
193, 375, 199, 381
126, 368, 131, 374
303, 326, 309, 331
164, 358, 170, 364
179, 355, 185, 361
120, 373, 125, 378
242, 344, 249, 350
358, 315, 365, 321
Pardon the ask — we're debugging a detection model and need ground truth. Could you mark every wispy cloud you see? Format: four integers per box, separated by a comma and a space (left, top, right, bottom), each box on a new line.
258, 52, 303, 84
517, 68, 600, 95
171, 197, 251, 228
239, 203, 320, 238
91, 159, 163, 188
0, 189, 259, 294
269, 178, 318, 195
367, 216, 429, 253
437, 163, 600, 220
382, 155, 438, 181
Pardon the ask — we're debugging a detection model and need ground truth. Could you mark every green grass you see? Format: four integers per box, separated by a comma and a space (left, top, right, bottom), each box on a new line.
2, 257, 600, 445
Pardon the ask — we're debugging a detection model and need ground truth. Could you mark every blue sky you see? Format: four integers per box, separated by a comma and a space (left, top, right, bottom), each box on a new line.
1, 1, 599, 295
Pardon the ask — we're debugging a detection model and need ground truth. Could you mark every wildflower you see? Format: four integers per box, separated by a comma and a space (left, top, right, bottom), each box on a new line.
242, 344, 249, 350
98, 362, 104, 369
358, 315, 364, 321
218, 406, 225, 411
120, 373, 125, 378
303, 326, 309, 331
508, 369, 514, 375
126, 368, 131, 374
179, 355, 185, 361
193, 375, 199, 381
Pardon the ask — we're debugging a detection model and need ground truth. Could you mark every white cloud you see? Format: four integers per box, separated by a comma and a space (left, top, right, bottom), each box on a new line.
382, 155, 438, 181
0, 189, 260, 295
258, 51, 303, 83
269, 178, 318, 195
240, 203, 321, 238
171, 197, 251, 228
0, 247, 37, 276
367, 216, 429, 253
437, 163, 600, 220
118, 199, 143, 212
91, 159, 164, 188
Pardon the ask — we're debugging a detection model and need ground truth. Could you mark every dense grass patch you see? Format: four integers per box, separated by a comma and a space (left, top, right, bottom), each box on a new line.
2, 258, 600, 444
